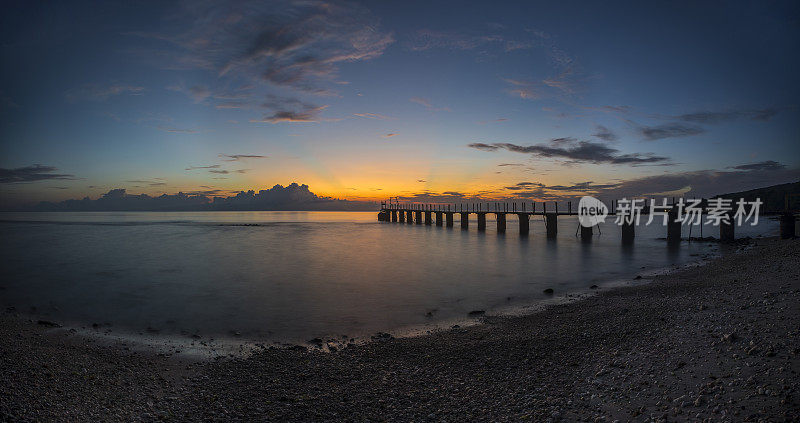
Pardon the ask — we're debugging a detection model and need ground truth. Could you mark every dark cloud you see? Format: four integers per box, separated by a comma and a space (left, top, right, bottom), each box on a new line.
185, 164, 221, 170
497, 163, 523, 167
259, 109, 324, 123
220, 154, 267, 161
730, 160, 786, 171
636, 123, 705, 141
209, 169, 248, 175
675, 108, 779, 124
0, 165, 75, 183
592, 125, 617, 142
596, 168, 800, 200
545, 182, 619, 191
467, 142, 500, 152
504, 181, 545, 190
470, 139, 671, 165
29, 184, 375, 211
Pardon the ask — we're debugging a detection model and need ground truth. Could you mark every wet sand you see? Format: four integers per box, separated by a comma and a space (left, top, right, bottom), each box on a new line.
2, 238, 798, 421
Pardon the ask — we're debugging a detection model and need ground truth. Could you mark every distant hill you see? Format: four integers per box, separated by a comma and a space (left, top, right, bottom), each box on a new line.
719, 181, 800, 212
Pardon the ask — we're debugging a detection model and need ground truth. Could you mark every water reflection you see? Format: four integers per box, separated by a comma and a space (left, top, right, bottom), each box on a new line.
0, 211, 778, 343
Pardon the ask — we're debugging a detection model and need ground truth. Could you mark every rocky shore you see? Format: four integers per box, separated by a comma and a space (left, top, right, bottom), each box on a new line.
2, 239, 798, 421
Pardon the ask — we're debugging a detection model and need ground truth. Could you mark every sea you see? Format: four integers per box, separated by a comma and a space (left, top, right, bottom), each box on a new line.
0, 211, 778, 346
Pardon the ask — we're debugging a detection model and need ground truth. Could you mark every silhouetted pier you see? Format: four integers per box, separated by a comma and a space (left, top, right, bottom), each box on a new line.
377, 199, 798, 242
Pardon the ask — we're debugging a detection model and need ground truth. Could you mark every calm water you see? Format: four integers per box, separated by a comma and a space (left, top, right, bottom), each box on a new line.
0, 211, 778, 343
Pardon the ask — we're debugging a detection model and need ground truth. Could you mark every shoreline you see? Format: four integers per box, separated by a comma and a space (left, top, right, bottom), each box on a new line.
1, 241, 725, 359
2, 238, 798, 420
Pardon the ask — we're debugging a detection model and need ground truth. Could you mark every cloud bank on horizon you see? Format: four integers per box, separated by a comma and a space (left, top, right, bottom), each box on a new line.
0, 0, 798, 207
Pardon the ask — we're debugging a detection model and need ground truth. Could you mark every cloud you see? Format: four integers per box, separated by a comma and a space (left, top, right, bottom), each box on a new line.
469, 139, 671, 165
504, 181, 545, 190
157, 126, 199, 134
125, 179, 167, 187
467, 143, 500, 152
0, 165, 75, 183
138, 1, 393, 96
636, 123, 705, 141
28, 184, 375, 211
592, 125, 617, 142
383, 133, 397, 138
167, 84, 211, 103
674, 108, 779, 124
497, 163, 523, 167
64, 83, 144, 102
596, 168, 800, 200
353, 112, 391, 120
220, 154, 267, 161
185, 164, 221, 170
209, 169, 248, 174
730, 160, 786, 171
410, 97, 451, 112
502, 78, 539, 100
256, 108, 326, 123
407, 28, 533, 55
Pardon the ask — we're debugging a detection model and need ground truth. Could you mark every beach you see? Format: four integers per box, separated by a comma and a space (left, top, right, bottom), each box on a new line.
2, 238, 798, 421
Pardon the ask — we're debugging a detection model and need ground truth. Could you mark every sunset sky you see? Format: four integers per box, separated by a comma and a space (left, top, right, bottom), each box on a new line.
1, 0, 799, 207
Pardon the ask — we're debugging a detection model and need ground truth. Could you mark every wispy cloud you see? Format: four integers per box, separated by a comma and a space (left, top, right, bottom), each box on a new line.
673, 108, 779, 124
383, 133, 398, 138
185, 164, 221, 170
219, 154, 266, 161
353, 112, 391, 120
410, 97, 451, 112
64, 83, 144, 102
0, 165, 75, 183
209, 169, 249, 174
635, 122, 705, 141
157, 125, 199, 134
135, 0, 393, 97
729, 160, 786, 171
592, 125, 617, 142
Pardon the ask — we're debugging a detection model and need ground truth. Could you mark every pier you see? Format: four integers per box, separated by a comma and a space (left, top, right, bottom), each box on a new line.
377, 200, 798, 242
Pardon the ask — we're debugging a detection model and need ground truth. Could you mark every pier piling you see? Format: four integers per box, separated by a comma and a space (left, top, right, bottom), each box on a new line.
621, 220, 635, 243
460, 213, 469, 229
667, 208, 681, 244
580, 224, 594, 240
720, 213, 735, 242
518, 213, 529, 235
445, 212, 454, 227
780, 213, 796, 239
496, 213, 506, 233
477, 213, 487, 231
545, 213, 558, 238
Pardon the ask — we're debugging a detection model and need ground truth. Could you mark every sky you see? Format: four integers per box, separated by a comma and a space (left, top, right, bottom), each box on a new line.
1, 0, 799, 208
